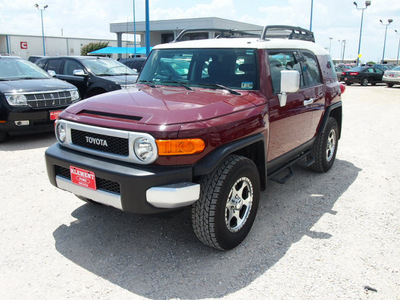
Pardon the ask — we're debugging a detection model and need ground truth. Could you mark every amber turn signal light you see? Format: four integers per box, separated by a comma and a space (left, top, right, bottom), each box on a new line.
156, 138, 205, 156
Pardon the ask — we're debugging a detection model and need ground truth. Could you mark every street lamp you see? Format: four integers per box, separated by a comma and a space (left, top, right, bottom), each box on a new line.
354, 1, 371, 66
380, 19, 393, 64
338, 40, 346, 63
34, 4, 48, 56
395, 30, 400, 66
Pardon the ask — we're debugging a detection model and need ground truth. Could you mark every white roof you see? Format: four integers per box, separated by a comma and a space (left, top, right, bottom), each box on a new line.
154, 38, 329, 56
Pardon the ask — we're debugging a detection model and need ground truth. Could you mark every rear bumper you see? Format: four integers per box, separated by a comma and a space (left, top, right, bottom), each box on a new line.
383, 76, 400, 84
45, 143, 200, 214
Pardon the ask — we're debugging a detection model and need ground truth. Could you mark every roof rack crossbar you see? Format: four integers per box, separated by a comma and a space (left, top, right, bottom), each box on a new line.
261, 25, 315, 43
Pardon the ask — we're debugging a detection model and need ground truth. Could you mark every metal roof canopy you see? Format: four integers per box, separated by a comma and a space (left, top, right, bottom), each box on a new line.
110, 17, 263, 35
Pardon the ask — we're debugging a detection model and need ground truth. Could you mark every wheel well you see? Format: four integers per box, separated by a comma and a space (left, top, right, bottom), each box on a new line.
329, 106, 342, 139
232, 140, 266, 190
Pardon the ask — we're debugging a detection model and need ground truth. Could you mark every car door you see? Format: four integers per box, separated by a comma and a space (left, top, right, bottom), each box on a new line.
58, 58, 88, 97
374, 68, 384, 83
267, 50, 319, 161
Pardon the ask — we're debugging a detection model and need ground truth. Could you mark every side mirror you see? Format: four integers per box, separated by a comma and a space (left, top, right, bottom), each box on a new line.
47, 70, 56, 77
279, 70, 300, 107
73, 69, 88, 77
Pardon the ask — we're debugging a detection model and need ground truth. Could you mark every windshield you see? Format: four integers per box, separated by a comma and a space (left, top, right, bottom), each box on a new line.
393, 66, 400, 71
138, 48, 258, 90
0, 58, 51, 80
82, 58, 137, 76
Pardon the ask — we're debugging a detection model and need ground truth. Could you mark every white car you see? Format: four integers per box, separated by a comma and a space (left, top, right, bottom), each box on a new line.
383, 66, 400, 87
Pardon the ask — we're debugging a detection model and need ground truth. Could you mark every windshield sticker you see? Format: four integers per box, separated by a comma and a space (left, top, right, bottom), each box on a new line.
241, 82, 253, 89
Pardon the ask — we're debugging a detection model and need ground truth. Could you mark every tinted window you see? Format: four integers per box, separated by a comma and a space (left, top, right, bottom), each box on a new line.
47, 59, 63, 74
302, 51, 322, 86
0, 58, 50, 80
63, 59, 84, 75
375, 68, 384, 74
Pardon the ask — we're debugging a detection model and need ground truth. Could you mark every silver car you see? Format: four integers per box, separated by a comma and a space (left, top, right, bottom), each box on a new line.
383, 66, 400, 87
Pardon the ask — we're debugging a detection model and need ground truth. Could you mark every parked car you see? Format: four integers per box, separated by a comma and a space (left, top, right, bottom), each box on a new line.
342, 66, 384, 86
383, 66, 400, 87
45, 25, 344, 250
28, 55, 44, 63
373, 64, 395, 71
0, 56, 80, 142
36, 56, 138, 99
335, 66, 344, 81
118, 57, 146, 72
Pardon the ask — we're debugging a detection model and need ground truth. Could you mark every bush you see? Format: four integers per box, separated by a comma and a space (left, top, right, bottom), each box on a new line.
80, 42, 109, 56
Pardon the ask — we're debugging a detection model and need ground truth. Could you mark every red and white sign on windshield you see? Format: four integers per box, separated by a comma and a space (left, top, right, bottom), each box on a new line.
70, 166, 97, 190
20, 42, 28, 49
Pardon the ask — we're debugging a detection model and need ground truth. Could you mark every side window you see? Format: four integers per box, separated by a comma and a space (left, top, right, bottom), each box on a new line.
36, 60, 46, 69
63, 60, 83, 75
47, 59, 62, 74
375, 68, 383, 74
302, 51, 322, 86
268, 51, 303, 93
367, 68, 374, 73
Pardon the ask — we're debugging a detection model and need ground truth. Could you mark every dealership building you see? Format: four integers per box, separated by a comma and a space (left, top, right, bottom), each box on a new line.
0, 17, 262, 60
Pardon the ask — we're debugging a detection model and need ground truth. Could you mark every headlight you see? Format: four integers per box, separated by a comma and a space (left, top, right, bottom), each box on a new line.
55, 121, 66, 143
134, 137, 155, 162
5, 94, 28, 106
70, 90, 80, 101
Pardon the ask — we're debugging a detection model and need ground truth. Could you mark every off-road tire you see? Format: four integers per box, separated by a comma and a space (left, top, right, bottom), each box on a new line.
192, 155, 260, 250
309, 117, 339, 173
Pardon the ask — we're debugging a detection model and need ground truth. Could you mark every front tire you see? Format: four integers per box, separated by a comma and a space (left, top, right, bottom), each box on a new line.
192, 155, 260, 250
309, 117, 339, 173
0, 131, 7, 143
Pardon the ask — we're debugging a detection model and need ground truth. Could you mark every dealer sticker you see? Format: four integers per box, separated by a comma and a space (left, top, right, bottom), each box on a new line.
70, 166, 97, 190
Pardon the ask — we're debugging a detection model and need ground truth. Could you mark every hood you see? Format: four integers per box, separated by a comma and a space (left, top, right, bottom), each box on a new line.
0, 78, 76, 93
97, 75, 138, 85
63, 85, 262, 126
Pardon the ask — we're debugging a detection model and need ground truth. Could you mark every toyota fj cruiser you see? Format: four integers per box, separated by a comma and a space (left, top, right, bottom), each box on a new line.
45, 26, 344, 250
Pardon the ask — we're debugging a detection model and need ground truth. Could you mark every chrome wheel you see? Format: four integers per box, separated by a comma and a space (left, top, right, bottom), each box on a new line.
225, 176, 253, 233
326, 129, 337, 162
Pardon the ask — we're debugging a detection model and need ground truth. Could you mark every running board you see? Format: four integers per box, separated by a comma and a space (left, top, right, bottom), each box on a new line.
268, 150, 312, 184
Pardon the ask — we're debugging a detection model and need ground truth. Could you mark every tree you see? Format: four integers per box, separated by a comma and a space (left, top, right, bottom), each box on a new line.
80, 42, 109, 56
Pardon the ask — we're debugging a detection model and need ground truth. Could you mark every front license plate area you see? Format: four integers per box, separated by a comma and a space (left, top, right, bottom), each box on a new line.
50, 110, 62, 120
70, 166, 97, 190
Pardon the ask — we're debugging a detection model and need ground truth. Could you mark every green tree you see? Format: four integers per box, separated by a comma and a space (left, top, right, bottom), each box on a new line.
80, 42, 109, 56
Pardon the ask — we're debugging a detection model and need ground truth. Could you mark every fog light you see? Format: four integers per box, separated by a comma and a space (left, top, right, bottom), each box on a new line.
15, 120, 29, 126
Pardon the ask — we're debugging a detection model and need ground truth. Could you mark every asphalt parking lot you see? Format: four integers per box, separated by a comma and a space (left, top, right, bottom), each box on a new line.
1, 84, 399, 299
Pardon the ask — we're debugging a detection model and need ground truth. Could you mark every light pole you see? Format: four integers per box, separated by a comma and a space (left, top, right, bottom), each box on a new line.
34, 4, 48, 56
395, 30, 400, 66
338, 40, 346, 63
354, 1, 371, 66
329, 37, 333, 54
380, 19, 393, 64
310, 0, 314, 31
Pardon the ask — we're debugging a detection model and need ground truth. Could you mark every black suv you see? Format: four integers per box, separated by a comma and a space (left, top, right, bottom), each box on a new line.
118, 57, 146, 72
36, 56, 138, 99
0, 56, 80, 142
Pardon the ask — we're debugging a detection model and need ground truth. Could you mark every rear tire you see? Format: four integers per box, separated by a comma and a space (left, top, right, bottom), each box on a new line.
361, 77, 369, 86
192, 155, 260, 250
309, 117, 339, 173
386, 83, 394, 88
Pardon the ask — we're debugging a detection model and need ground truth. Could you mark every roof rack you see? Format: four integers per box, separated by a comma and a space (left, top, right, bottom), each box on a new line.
261, 25, 315, 43
173, 28, 261, 42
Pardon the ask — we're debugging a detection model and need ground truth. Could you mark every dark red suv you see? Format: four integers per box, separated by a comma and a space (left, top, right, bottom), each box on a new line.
45, 26, 344, 250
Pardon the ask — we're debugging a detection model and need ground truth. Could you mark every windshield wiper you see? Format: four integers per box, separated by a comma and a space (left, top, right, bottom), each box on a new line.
160, 80, 193, 91
138, 80, 156, 88
196, 83, 241, 95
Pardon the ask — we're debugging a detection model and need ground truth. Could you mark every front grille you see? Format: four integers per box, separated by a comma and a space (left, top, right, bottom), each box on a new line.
71, 129, 129, 156
26, 91, 73, 108
55, 165, 121, 194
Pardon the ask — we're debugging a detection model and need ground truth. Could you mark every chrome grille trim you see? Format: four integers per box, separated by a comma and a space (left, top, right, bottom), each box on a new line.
5, 89, 77, 109
57, 119, 158, 165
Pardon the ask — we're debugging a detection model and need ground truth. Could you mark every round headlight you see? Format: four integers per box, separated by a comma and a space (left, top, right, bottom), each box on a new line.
134, 137, 155, 162
70, 90, 80, 101
56, 122, 66, 143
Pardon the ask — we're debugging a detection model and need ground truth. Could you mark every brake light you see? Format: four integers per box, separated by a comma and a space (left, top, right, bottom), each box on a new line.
341, 72, 346, 75
340, 84, 346, 94
349, 72, 359, 76
156, 138, 205, 155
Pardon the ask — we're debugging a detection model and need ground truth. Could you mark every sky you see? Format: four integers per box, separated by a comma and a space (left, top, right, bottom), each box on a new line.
1, 0, 399, 63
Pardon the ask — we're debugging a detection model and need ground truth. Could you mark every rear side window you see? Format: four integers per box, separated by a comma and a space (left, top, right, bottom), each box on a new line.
302, 51, 322, 86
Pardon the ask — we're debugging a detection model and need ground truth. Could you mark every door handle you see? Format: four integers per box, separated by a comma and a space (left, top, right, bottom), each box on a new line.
304, 98, 314, 106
